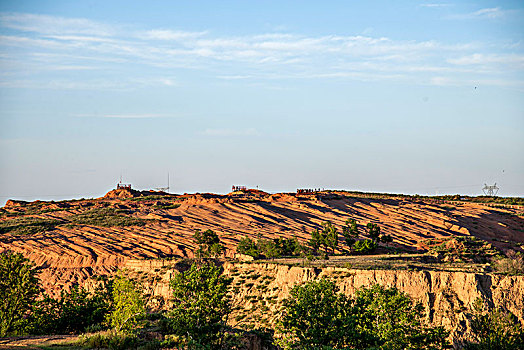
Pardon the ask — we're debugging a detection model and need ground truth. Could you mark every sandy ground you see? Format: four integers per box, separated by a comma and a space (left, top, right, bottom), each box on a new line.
0, 335, 79, 349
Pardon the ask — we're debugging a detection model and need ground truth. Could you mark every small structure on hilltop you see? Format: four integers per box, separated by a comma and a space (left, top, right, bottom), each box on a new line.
117, 181, 132, 190
230, 185, 269, 196
297, 188, 317, 195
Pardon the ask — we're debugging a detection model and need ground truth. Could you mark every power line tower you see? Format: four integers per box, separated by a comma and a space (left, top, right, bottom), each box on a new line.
482, 183, 499, 196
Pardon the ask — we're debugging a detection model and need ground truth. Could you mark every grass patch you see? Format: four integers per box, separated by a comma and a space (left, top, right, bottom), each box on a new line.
0, 217, 61, 235
153, 203, 181, 210
67, 208, 149, 227
129, 195, 173, 202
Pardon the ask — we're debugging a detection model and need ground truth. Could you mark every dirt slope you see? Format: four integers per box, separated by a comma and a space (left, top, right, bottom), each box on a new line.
0, 190, 523, 295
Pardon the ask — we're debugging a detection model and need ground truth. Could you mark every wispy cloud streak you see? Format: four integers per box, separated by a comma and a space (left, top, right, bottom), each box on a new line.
0, 11, 522, 89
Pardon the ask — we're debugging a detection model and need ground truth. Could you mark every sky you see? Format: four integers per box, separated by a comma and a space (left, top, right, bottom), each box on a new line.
0, 0, 523, 204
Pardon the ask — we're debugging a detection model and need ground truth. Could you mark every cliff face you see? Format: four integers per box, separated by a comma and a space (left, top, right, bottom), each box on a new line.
124, 259, 524, 348
226, 263, 524, 348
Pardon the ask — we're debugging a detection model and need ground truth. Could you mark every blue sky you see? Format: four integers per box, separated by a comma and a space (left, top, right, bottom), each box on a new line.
0, 1, 523, 204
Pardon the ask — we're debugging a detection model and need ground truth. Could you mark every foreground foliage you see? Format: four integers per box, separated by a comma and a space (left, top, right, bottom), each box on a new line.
162, 262, 232, 347
353, 284, 449, 349
278, 280, 449, 349
278, 279, 355, 349
108, 275, 145, 333
29, 283, 111, 335
0, 250, 40, 336
463, 299, 524, 350
2, 246, 523, 350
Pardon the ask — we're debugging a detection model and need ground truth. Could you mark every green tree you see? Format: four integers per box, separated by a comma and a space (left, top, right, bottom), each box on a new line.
258, 238, 280, 259
366, 223, 381, 243
236, 237, 260, 258
278, 281, 449, 350
342, 219, 359, 248
194, 229, 224, 259
353, 239, 377, 254
29, 278, 112, 335
380, 234, 393, 247
464, 299, 524, 350
278, 278, 356, 349
353, 284, 449, 349
108, 275, 145, 334
0, 250, 40, 337
308, 229, 322, 254
322, 221, 338, 255
308, 222, 338, 257
164, 262, 232, 347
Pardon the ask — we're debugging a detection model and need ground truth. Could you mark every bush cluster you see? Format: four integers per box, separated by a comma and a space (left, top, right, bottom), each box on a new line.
0, 251, 144, 339
0, 217, 61, 235
308, 220, 392, 257
278, 280, 450, 349
67, 208, 148, 227
237, 236, 303, 259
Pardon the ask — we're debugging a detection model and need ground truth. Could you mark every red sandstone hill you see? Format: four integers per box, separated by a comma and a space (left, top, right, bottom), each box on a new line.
0, 189, 522, 295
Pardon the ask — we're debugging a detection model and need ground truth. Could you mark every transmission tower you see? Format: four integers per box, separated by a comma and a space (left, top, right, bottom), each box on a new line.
482, 183, 499, 196
155, 173, 170, 193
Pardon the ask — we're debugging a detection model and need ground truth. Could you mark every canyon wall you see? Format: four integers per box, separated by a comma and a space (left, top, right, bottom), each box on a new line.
125, 259, 524, 348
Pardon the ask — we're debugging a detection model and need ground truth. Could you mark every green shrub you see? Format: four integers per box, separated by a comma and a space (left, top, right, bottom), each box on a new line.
353, 239, 377, 254
237, 236, 304, 259
153, 203, 181, 210
464, 299, 524, 349
108, 275, 145, 334
29, 283, 112, 335
492, 250, 524, 275
68, 208, 148, 227
0, 217, 60, 235
162, 262, 231, 347
193, 229, 224, 258
30, 274, 144, 336
237, 237, 260, 258
278, 278, 354, 349
80, 331, 161, 350
0, 250, 40, 336
278, 281, 449, 349
353, 284, 449, 349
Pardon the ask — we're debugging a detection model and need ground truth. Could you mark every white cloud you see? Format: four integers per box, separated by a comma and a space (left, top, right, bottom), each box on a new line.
448, 53, 524, 69
429, 76, 524, 88
201, 128, 259, 136
0, 11, 521, 90
217, 75, 253, 80
75, 113, 169, 119
420, 3, 452, 8
447, 7, 510, 20
429, 76, 454, 86
0, 12, 113, 36
472, 7, 505, 19
142, 29, 208, 40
